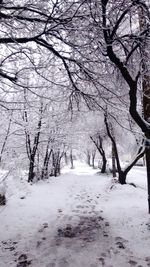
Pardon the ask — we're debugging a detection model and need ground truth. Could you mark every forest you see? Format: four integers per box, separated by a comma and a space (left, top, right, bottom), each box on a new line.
0, 1, 150, 266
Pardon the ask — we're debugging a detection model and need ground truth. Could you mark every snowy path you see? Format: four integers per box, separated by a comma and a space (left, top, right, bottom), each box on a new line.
0, 163, 150, 267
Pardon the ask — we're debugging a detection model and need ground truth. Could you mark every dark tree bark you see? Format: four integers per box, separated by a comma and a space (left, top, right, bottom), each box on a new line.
70, 150, 74, 169
91, 149, 96, 168
112, 142, 116, 177
101, 154, 107, 173
86, 150, 91, 166
101, 0, 150, 132
41, 141, 53, 180
139, 6, 150, 212
101, 0, 150, 210
27, 103, 43, 182
90, 135, 107, 173
36, 150, 40, 180
28, 154, 35, 182
50, 150, 64, 177
104, 113, 145, 184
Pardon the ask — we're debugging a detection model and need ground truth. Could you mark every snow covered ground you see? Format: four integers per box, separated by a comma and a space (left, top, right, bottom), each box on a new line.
0, 162, 150, 267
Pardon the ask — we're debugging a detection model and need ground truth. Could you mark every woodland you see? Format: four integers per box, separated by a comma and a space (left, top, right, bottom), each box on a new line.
0, 1, 150, 266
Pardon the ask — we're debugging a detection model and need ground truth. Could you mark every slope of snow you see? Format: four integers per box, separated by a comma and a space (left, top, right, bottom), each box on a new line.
0, 162, 150, 267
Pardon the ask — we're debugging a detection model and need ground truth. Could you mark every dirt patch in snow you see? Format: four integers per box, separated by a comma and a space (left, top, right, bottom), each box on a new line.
57, 215, 105, 241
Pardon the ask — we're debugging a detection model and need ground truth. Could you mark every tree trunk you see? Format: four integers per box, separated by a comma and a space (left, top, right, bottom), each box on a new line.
90, 135, 107, 173
143, 80, 150, 211
70, 150, 74, 169
118, 170, 126, 185
119, 144, 145, 185
50, 150, 63, 177
112, 142, 116, 177
101, 154, 107, 173
64, 152, 68, 165
41, 148, 52, 179
91, 150, 96, 168
104, 113, 145, 184
139, 7, 150, 212
145, 149, 150, 212
86, 150, 91, 166
36, 150, 40, 180
28, 154, 35, 182
104, 114, 122, 177
25, 101, 43, 183
102, 1, 149, 209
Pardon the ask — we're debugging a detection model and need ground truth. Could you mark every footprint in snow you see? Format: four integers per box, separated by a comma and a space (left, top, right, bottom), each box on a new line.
38, 222, 49, 233
145, 257, 150, 266
58, 257, 69, 267
76, 205, 85, 209
16, 254, 32, 267
2, 239, 18, 252
128, 259, 138, 266
103, 231, 109, 237
58, 209, 63, 213
98, 257, 105, 266
115, 236, 128, 249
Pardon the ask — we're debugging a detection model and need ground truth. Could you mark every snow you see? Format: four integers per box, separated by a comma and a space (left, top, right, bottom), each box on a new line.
0, 184, 6, 196
0, 162, 150, 267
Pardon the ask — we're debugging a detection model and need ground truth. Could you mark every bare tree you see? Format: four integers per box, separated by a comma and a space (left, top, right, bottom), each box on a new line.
0, 111, 13, 164
99, 0, 150, 209
104, 112, 145, 184
90, 134, 107, 173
